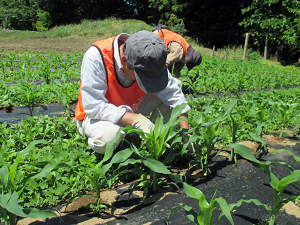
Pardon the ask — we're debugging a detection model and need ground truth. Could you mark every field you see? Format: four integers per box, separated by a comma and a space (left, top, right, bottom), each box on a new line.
1, 19, 300, 225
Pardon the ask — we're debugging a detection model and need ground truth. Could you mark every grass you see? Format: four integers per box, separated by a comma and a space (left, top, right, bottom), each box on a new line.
0, 17, 152, 41
0, 17, 211, 56
0, 17, 298, 67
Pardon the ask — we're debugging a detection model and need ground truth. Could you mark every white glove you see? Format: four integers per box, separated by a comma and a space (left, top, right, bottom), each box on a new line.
132, 114, 155, 134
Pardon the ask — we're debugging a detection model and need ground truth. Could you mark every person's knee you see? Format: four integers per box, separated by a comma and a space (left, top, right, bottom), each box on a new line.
88, 129, 126, 154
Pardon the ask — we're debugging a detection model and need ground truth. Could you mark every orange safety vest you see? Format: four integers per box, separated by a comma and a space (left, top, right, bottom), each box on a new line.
75, 37, 145, 121
157, 29, 190, 56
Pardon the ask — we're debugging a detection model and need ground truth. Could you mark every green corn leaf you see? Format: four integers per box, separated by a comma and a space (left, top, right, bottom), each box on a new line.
271, 149, 300, 166
4, 191, 56, 219
165, 103, 187, 127
215, 197, 234, 225
183, 205, 199, 225
9, 140, 47, 188
143, 158, 171, 175
101, 148, 133, 175
0, 166, 8, 189
251, 161, 279, 189
143, 187, 149, 200
183, 182, 204, 203
0, 191, 13, 214
198, 122, 218, 128
130, 143, 141, 157
0, 152, 7, 167
169, 174, 182, 183
167, 205, 184, 225
79, 158, 95, 168
249, 132, 267, 151
219, 198, 271, 221
215, 98, 237, 122
167, 205, 199, 225
276, 170, 300, 192
228, 143, 259, 163
249, 132, 264, 144
117, 158, 142, 169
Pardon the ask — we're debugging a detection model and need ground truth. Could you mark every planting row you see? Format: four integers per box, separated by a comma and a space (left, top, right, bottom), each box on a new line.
1, 97, 300, 224
2, 88, 300, 201
1, 76, 79, 117
0, 50, 82, 82
1, 51, 300, 95
181, 55, 300, 94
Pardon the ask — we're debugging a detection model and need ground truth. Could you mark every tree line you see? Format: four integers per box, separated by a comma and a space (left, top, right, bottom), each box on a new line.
0, 0, 299, 63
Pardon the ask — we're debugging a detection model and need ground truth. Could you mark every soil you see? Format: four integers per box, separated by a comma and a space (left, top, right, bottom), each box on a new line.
0, 36, 101, 54
2, 38, 300, 225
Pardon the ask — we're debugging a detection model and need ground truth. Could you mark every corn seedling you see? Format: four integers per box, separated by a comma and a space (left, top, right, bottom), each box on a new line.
167, 182, 234, 225
0, 140, 57, 225
13, 81, 43, 117
224, 143, 300, 225
270, 101, 299, 137
248, 99, 270, 154
6, 51, 19, 71
121, 104, 188, 199
54, 73, 72, 118
38, 55, 53, 84
181, 70, 202, 95
197, 99, 236, 169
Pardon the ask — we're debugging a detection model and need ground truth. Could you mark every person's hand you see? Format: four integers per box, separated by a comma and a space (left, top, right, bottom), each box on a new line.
132, 114, 154, 134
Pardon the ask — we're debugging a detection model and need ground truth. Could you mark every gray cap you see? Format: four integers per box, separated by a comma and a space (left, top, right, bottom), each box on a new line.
125, 30, 168, 93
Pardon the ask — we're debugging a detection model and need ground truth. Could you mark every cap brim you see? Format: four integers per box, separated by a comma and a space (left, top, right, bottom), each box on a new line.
135, 67, 168, 93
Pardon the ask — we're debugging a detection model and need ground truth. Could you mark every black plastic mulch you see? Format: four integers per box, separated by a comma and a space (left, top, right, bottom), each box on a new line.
0, 102, 77, 124
102, 141, 300, 225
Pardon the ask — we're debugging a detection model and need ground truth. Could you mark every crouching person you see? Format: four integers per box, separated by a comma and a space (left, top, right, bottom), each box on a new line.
74, 30, 191, 154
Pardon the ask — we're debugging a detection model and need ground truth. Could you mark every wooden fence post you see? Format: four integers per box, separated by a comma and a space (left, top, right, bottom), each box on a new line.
213, 46, 215, 57
264, 33, 269, 60
243, 33, 249, 59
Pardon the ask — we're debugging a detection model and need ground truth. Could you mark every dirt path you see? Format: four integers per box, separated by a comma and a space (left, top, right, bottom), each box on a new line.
0, 36, 101, 53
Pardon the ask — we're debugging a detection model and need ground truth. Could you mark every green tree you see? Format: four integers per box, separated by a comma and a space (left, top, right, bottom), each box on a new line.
148, 0, 187, 28
0, 0, 39, 30
240, 0, 300, 62
179, 0, 253, 48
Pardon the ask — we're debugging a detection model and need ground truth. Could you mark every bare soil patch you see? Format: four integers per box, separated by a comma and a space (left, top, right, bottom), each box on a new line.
0, 36, 101, 53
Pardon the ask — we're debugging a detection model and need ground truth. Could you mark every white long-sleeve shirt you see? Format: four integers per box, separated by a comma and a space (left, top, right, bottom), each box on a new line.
80, 33, 191, 124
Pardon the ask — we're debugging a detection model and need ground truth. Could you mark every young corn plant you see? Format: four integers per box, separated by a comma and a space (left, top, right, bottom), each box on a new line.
248, 99, 270, 155
167, 182, 234, 225
224, 143, 300, 225
0, 140, 57, 225
270, 101, 299, 137
6, 51, 19, 71
195, 99, 237, 170
13, 81, 42, 117
120, 104, 189, 199
54, 73, 73, 118
38, 55, 53, 84
181, 70, 202, 95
